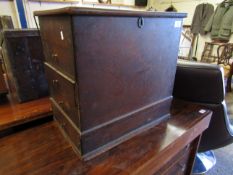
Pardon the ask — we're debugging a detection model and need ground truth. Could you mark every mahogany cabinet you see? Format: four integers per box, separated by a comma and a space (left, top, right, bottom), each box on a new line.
1, 29, 48, 102
35, 7, 186, 160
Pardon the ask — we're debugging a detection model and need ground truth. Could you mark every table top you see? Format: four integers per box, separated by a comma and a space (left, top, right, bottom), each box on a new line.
0, 96, 52, 131
0, 99, 211, 175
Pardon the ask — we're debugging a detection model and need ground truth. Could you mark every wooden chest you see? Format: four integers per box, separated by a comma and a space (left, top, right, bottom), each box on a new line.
35, 7, 186, 160
1, 29, 48, 102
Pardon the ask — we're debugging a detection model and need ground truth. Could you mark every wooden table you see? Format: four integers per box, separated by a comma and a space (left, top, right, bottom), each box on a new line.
0, 97, 52, 131
0, 100, 211, 175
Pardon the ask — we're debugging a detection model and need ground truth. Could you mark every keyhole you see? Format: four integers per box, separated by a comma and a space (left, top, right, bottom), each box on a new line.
138, 17, 144, 28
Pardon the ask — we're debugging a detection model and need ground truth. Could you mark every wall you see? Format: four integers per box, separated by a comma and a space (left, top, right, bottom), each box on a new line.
0, 0, 139, 29
24, 0, 138, 28
2, 0, 224, 60
150, 0, 232, 60
0, 0, 19, 28
24, 1, 79, 28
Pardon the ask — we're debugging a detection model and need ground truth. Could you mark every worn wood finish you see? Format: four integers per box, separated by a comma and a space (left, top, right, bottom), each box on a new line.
34, 7, 186, 17
155, 140, 193, 175
39, 17, 75, 80
1, 29, 48, 103
45, 64, 79, 126
0, 100, 211, 175
0, 97, 52, 131
36, 8, 186, 159
73, 16, 180, 130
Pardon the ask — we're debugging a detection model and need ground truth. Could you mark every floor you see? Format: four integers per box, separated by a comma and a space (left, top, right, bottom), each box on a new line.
206, 91, 233, 175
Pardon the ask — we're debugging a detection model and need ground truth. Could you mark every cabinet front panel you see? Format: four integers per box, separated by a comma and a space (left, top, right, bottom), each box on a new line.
73, 16, 182, 130
39, 16, 75, 80
45, 64, 79, 127
52, 101, 81, 152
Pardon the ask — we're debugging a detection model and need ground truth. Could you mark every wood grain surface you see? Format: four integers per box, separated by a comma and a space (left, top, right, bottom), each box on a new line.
0, 97, 52, 131
0, 100, 211, 175
38, 9, 185, 159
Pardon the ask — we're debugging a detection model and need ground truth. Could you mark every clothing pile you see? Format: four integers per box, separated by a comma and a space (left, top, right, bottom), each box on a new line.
205, 0, 233, 42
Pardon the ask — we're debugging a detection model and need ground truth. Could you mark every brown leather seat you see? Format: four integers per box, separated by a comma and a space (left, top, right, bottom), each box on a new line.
173, 60, 233, 152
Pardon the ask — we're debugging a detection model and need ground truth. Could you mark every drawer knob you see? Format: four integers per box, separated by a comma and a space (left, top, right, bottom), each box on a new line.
61, 122, 66, 128
52, 79, 59, 87
58, 101, 64, 109
52, 53, 58, 62
59, 101, 70, 112
59, 101, 64, 105
178, 163, 186, 172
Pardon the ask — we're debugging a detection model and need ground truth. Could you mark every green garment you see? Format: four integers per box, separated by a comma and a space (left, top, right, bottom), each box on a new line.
205, 1, 233, 41
191, 3, 214, 35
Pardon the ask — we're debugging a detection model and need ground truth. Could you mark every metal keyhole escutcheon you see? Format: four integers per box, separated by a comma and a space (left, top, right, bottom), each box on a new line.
138, 17, 144, 28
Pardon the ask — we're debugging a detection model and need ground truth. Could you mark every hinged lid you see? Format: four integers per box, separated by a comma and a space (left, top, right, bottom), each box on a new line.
34, 7, 187, 18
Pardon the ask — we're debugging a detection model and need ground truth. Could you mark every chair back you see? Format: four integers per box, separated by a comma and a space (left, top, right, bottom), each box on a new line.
217, 43, 233, 66
173, 60, 233, 152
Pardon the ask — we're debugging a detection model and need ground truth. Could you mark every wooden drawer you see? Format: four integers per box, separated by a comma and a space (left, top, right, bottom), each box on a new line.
155, 144, 191, 175
164, 150, 190, 175
45, 63, 79, 127
52, 100, 81, 153
39, 16, 75, 80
